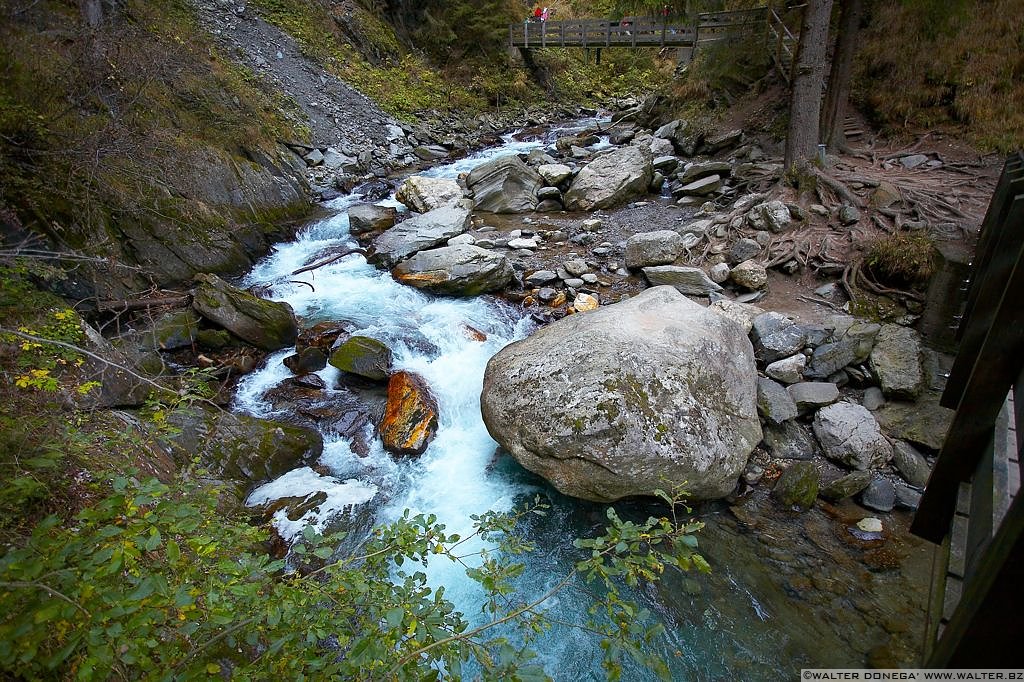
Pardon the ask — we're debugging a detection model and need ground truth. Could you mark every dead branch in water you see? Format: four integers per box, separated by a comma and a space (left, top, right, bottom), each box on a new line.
291, 248, 367, 276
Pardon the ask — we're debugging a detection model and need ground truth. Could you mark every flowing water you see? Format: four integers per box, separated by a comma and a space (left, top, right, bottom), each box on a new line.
233, 122, 931, 679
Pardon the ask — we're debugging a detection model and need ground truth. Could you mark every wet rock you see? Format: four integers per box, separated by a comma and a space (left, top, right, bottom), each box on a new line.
773, 461, 819, 510
820, 470, 873, 501
859, 477, 896, 512
283, 347, 327, 374
348, 204, 397, 235
763, 420, 817, 460
467, 154, 542, 214
857, 517, 883, 533
395, 175, 463, 213
291, 373, 326, 390
564, 146, 653, 211
392, 244, 514, 296
757, 377, 798, 425
573, 293, 599, 312
296, 321, 352, 354
481, 286, 762, 502
766, 354, 805, 384
813, 401, 892, 470
192, 273, 297, 351
894, 483, 922, 510
893, 441, 931, 488
413, 144, 449, 161
788, 381, 840, 413
731, 260, 768, 290
329, 336, 392, 381
379, 371, 439, 456
526, 270, 558, 286
625, 230, 684, 269
370, 205, 471, 268
642, 265, 723, 296
870, 324, 925, 399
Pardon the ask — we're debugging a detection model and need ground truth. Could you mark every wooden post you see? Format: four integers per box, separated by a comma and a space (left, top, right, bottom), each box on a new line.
524, 20, 529, 47
560, 22, 565, 46
605, 21, 610, 46
542, 20, 546, 47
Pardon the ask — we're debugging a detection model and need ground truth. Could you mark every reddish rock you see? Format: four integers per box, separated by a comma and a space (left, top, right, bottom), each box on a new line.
379, 371, 439, 456
462, 324, 488, 342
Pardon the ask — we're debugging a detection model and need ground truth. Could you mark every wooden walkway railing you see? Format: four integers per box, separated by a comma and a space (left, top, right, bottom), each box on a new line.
911, 152, 1024, 666
766, 7, 797, 83
509, 8, 766, 50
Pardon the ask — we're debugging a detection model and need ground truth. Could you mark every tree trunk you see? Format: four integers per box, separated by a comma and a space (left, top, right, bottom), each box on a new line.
821, 0, 863, 152
783, 0, 836, 173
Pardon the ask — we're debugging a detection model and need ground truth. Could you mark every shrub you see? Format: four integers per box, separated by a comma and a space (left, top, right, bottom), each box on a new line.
864, 231, 937, 290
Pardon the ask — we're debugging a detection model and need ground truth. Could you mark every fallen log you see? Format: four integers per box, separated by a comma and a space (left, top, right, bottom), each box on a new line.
97, 294, 191, 313
291, 248, 367, 276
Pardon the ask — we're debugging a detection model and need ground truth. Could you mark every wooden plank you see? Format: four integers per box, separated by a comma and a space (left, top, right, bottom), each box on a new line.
923, 533, 951, 662
912, 200, 1024, 543
964, 437, 995, 580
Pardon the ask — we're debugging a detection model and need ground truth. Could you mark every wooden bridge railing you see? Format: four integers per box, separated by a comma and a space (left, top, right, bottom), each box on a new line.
911, 152, 1024, 666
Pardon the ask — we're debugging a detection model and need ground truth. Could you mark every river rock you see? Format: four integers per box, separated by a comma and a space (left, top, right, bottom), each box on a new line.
191, 273, 297, 351
678, 174, 722, 196
788, 382, 840, 413
283, 347, 328, 375
894, 484, 922, 510
296, 321, 352, 354
144, 309, 200, 351
820, 470, 873, 501
892, 441, 931, 488
757, 377, 798, 425
564, 146, 653, 211
573, 293, 599, 312
749, 200, 792, 233
379, 371, 439, 456
625, 230, 684, 269
329, 335, 392, 381
870, 324, 925, 399
348, 204, 397, 235
392, 244, 513, 296
703, 128, 742, 154
395, 176, 464, 213
370, 205, 471, 268
526, 270, 558, 286
774, 461, 819, 510
538, 163, 573, 185
731, 260, 768, 290
642, 265, 722, 296
766, 354, 806, 384
762, 420, 817, 460
480, 286, 762, 502
537, 186, 562, 201
708, 300, 764, 334
873, 393, 953, 451
813, 401, 892, 470
467, 154, 542, 213
863, 386, 886, 411
678, 161, 732, 184
752, 312, 807, 363
729, 238, 761, 265
859, 477, 896, 512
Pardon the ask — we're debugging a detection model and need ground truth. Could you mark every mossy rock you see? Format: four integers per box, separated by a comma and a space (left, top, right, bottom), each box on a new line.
197, 328, 234, 349
147, 309, 201, 351
773, 461, 820, 510
328, 336, 392, 381
192, 273, 297, 351
820, 470, 873, 501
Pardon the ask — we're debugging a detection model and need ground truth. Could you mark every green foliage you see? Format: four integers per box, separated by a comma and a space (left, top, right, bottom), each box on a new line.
0, 474, 707, 679
864, 231, 937, 290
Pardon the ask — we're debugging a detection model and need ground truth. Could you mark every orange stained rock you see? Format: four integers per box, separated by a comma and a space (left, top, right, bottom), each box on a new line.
380, 371, 439, 456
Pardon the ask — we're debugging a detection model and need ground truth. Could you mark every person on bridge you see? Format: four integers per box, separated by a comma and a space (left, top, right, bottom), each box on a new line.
541, 7, 550, 22
533, 6, 542, 21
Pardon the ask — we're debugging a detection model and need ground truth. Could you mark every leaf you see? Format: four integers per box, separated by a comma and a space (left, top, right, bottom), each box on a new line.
206, 663, 221, 674
385, 607, 404, 630
165, 539, 180, 563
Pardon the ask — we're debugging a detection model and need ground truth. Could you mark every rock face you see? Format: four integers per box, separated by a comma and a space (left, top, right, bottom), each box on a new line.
392, 244, 513, 296
395, 176, 463, 213
625, 230, 684, 269
870, 324, 924, 399
564, 146, 653, 211
328, 336, 392, 381
813, 401, 893, 470
480, 286, 762, 502
370, 206, 471, 267
467, 154, 542, 213
379, 371, 439, 456
191, 273, 297, 351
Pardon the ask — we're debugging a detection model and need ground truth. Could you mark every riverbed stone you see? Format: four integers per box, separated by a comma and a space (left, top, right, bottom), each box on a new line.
708, 300, 764, 334
894, 483, 922, 510
892, 441, 931, 488
573, 292, 599, 312
538, 163, 573, 185
870, 324, 925, 399
641, 266, 722, 296
564, 145, 653, 211
348, 203, 397, 235
729, 238, 761, 264
379, 371, 439, 456
328, 335, 392, 381
873, 393, 953, 451
191, 273, 297, 352
813, 401, 893, 470
370, 205, 471, 268
859, 477, 896, 512
480, 285, 762, 502
766, 354, 806, 384
395, 175, 463, 213
392, 244, 513, 296
679, 174, 722, 196
731, 260, 768, 290
467, 154, 542, 214
709, 262, 731, 284
762, 420, 817, 460
820, 470, 873, 501
787, 382, 840, 413
283, 347, 328, 375
752, 312, 807, 364
863, 387, 886, 411
757, 377, 798, 425
774, 461, 820, 510
625, 230, 684, 269
526, 270, 558, 286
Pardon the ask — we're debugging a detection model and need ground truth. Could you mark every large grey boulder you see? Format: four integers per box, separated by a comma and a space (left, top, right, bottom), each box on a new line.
348, 204, 397, 235
467, 154, 543, 213
625, 230, 684, 269
370, 206, 471, 268
564, 146, 653, 211
395, 176, 464, 213
191, 273, 297, 351
481, 286, 762, 502
392, 245, 513, 296
641, 265, 722, 296
813, 401, 893, 470
870, 324, 925, 399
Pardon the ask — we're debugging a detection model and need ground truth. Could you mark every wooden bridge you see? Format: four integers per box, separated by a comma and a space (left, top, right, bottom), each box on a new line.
912, 152, 1024, 665
509, 8, 767, 51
